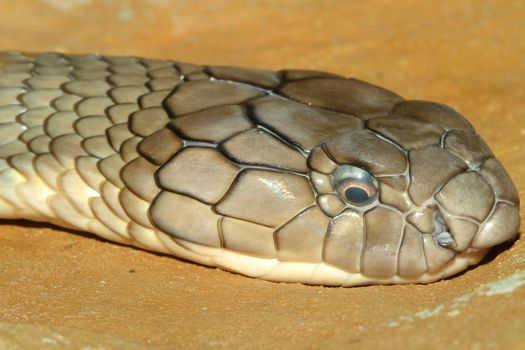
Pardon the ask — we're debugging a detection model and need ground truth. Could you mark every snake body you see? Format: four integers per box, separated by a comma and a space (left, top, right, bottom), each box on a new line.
0, 51, 520, 286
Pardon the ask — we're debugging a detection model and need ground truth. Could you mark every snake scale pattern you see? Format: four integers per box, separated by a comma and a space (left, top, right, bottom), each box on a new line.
0, 51, 520, 286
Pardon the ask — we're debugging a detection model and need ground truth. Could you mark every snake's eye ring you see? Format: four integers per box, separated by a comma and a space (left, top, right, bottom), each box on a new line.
333, 165, 379, 206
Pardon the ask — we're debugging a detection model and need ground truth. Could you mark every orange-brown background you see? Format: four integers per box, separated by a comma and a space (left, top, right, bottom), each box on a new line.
0, 1, 524, 349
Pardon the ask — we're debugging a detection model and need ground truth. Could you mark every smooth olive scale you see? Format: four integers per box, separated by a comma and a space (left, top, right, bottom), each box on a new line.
0, 51, 520, 286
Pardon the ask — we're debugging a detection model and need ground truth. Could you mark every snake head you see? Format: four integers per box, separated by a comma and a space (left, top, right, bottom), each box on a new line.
145, 69, 519, 285
306, 100, 520, 282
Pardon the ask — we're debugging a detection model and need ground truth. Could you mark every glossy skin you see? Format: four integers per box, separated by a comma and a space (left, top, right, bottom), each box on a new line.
0, 51, 520, 286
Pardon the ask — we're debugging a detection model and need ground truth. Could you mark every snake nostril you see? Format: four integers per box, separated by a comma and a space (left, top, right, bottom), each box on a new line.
433, 231, 455, 248
407, 206, 458, 249
432, 209, 455, 249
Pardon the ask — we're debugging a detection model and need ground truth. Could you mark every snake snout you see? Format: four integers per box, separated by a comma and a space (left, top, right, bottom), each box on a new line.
434, 162, 520, 251
306, 111, 522, 284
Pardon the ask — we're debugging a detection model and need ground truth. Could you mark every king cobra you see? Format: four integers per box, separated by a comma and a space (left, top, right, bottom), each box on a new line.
0, 51, 520, 286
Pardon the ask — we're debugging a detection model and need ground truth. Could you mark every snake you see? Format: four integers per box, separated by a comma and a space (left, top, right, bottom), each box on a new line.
0, 51, 520, 286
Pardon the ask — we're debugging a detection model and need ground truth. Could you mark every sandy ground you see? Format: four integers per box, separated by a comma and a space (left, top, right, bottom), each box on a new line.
0, 1, 524, 349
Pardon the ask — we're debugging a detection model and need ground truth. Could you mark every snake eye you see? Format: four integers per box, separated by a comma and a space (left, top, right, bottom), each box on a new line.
333, 165, 379, 206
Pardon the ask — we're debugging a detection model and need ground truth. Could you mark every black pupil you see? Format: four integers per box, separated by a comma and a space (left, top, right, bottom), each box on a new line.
344, 186, 369, 204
